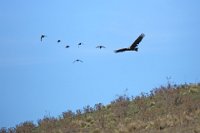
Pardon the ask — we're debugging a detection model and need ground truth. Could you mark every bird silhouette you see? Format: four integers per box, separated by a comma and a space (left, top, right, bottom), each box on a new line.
96, 45, 106, 49
78, 42, 83, 47
73, 59, 83, 63
41, 35, 46, 42
114, 33, 145, 53
57, 40, 61, 43
65, 45, 70, 48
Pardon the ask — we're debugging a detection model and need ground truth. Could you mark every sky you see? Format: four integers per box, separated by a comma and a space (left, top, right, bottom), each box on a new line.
1, 0, 200, 128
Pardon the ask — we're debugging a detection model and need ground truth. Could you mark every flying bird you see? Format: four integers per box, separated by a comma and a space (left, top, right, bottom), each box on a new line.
65, 45, 70, 48
114, 33, 145, 53
40, 35, 46, 42
57, 40, 61, 43
96, 45, 106, 49
78, 42, 83, 47
73, 59, 83, 63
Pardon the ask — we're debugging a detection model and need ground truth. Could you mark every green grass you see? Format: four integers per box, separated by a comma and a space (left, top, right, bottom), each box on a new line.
1, 83, 200, 133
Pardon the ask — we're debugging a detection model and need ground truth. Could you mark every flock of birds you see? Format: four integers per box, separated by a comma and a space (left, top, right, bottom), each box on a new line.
40, 33, 145, 63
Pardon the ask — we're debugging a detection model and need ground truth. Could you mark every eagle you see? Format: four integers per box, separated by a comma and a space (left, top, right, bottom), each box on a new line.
114, 33, 145, 53
40, 35, 46, 42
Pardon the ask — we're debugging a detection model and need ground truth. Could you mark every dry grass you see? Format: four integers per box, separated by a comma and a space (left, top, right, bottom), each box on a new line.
1, 83, 200, 133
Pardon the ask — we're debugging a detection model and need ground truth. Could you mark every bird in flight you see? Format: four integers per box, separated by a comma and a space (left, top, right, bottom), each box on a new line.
57, 40, 61, 43
65, 45, 70, 48
78, 42, 83, 47
41, 35, 46, 42
96, 45, 106, 49
73, 59, 83, 63
114, 33, 145, 53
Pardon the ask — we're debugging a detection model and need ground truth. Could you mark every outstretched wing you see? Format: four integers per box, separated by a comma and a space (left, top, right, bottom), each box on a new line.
79, 60, 83, 63
73, 60, 77, 63
130, 33, 145, 49
73, 59, 83, 63
114, 48, 129, 53
96, 45, 106, 49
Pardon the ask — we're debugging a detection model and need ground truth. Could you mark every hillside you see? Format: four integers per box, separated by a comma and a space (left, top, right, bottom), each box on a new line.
1, 83, 200, 133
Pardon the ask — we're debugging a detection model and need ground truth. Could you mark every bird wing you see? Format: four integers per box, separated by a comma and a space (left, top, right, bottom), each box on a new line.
96, 45, 105, 48
114, 48, 129, 53
73, 60, 77, 63
79, 60, 83, 63
129, 33, 145, 49
41, 35, 46, 42
41, 36, 43, 42
73, 59, 83, 63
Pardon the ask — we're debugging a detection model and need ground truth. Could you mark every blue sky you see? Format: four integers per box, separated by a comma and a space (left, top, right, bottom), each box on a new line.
1, 0, 200, 128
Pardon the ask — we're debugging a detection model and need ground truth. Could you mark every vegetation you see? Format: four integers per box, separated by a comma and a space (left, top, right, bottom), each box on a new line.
1, 83, 200, 133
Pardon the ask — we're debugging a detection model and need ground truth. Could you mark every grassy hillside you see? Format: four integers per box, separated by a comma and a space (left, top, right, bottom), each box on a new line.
1, 83, 200, 133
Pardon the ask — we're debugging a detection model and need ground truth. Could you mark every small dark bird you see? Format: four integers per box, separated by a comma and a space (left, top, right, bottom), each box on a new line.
96, 45, 106, 49
78, 42, 83, 47
114, 33, 145, 53
65, 45, 70, 48
57, 40, 61, 43
73, 59, 83, 63
41, 35, 46, 42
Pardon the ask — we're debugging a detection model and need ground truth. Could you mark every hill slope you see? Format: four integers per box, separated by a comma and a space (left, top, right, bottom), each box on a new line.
1, 83, 200, 133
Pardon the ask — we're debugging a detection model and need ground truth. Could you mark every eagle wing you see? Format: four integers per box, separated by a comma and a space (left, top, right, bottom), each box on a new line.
114, 48, 129, 53
129, 33, 145, 49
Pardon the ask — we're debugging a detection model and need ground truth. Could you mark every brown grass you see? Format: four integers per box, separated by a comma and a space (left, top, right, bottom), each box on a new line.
1, 83, 200, 133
